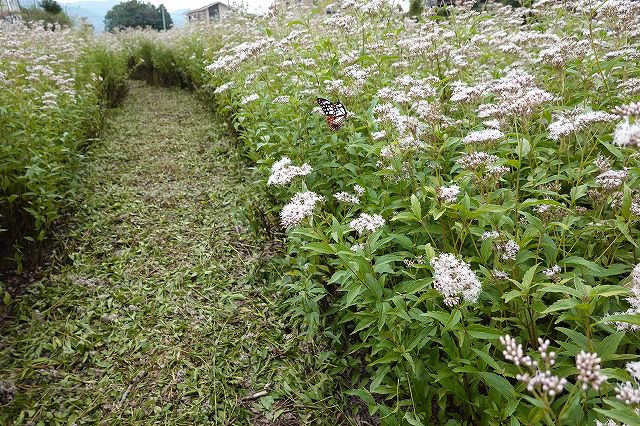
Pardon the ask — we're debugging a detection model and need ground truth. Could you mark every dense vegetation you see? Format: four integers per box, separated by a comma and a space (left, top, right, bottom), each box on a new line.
0, 21, 128, 269
2, 0, 640, 424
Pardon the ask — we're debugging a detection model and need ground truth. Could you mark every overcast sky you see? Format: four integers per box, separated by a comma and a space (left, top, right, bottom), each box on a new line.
62, 0, 273, 13
61, 0, 408, 15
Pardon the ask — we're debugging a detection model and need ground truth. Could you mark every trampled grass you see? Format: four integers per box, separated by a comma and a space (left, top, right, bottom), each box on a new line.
0, 82, 347, 425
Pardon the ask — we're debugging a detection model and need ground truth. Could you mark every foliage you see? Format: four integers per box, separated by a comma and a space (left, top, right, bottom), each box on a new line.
104, 0, 173, 32
408, 0, 423, 17
39, 0, 62, 15
105, 1, 640, 424
0, 21, 128, 269
0, 82, 343, 424
3, 0, 640, 424
20, 5, 73, 27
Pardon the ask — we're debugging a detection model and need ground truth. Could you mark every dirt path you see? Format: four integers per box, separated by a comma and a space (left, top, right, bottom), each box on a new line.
0, 82, 336, 425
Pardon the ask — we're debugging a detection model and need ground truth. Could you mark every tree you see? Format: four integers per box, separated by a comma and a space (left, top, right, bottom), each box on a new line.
104, 0, 173, 32
39, 0, 63, 15
408, 0, 423, 17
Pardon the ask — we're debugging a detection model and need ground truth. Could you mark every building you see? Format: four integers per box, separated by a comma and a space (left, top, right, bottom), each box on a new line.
186, 2, 234, 23
0, 0, 20, 18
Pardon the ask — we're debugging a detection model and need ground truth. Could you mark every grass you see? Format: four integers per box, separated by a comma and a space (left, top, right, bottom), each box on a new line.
0, 81, 350, 425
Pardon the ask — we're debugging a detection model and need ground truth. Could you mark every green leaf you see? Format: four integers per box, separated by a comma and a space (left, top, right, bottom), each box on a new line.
477, 372, 516, 400
410, 194, 421, 221
598, 313, 640, 327
404, 413, 425, 426
542, 298, 579, 314
596, 331, 625, 362
467, 324, 503, 340
343, 284, 364, 308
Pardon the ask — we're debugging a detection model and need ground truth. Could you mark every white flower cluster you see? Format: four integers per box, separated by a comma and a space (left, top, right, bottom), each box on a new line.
240, 93, 259, 105
576, 351, 607, 390
596, 169, 628, 190
456, 151, 499, 171
594, 154, 612, 172
615, 382, 640, 406
500, 336, 569, 398
499, 240, 520, 261
614, 102, 640, 117
437, 185, 460, 203
213, 81, 235, 94
548, 110, 618, 140
350, 213, 385, 235
543, 265, 561, 280
613, 119, 640, 147
267, 157, 312, 186
280, 191, 324, 228
205, 38, 273, 73
371, 131, 386, 140
606, 263, 640, 332
482, 231, 500, 240
272, 95, 290, 104
334, 192, 360, 204
463, 129, 504, 145
430, 253, 482, 307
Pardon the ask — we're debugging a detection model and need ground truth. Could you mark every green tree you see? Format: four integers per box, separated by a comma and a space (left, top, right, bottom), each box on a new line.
39, 0, 63, 15
104, 0, 173, 31
408, 0, 423, 17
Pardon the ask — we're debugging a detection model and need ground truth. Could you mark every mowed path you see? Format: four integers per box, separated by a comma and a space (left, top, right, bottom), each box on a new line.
0, 82, 327, 425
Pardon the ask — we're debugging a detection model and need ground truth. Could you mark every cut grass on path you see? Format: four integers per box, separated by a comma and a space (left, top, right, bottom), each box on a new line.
0, 82, 346, 425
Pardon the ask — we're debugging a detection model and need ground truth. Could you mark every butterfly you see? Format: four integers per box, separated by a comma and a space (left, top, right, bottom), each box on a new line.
317, 97, 348, 131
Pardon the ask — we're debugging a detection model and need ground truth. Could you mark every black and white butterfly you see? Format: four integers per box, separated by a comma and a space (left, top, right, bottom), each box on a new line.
317, 97, 348, 131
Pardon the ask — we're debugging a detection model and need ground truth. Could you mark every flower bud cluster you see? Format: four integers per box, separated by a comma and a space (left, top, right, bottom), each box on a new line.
576, 351, 607, 391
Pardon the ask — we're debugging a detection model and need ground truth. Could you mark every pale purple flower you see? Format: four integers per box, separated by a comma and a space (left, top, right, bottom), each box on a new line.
576, 351, 607, 390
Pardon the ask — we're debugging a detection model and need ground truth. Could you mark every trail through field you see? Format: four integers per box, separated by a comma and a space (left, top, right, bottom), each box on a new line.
0, 82, 336, 425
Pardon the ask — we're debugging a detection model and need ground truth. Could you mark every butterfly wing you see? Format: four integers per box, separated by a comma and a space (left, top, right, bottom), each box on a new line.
317, 98, 348, 131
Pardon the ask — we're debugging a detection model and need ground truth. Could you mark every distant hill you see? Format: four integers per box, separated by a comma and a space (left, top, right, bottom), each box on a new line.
61, 1, 187, 32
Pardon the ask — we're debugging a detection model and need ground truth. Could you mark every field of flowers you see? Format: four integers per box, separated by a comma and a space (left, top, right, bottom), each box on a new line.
113, 1, 640, 423
0, 21, 127, 269
3, 0, 640, 424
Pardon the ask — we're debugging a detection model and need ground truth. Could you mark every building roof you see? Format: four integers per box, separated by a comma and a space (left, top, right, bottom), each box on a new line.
186, 2, 235, 14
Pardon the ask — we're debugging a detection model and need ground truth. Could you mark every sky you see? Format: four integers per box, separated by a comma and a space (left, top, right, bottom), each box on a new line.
60, 0, 409, 15
62, 0, 273, 13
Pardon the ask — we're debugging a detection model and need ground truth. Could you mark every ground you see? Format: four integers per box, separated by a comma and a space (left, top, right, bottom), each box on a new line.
0, 82, 346, 425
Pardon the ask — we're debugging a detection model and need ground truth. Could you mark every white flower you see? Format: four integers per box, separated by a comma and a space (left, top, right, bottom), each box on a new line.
613, 119, 640, 147
267, 157, 312, 186
626, 361, 640, 381
482, 231, 500, 240
543, 265, 561, 279
280, 192, 324, 228
371, 131, 386, 140
240, 93, 259, 105
214, 81, 235, 94
596, 169, 627, 190
272, 95, 290, 104
437, 185, 460, 203
576, 351, 607, 391
350, 213, 385, 235
430, 253, 482, 306
463, 129, 504, 145
501, 240, 520, 261
334, 192, 360, 204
